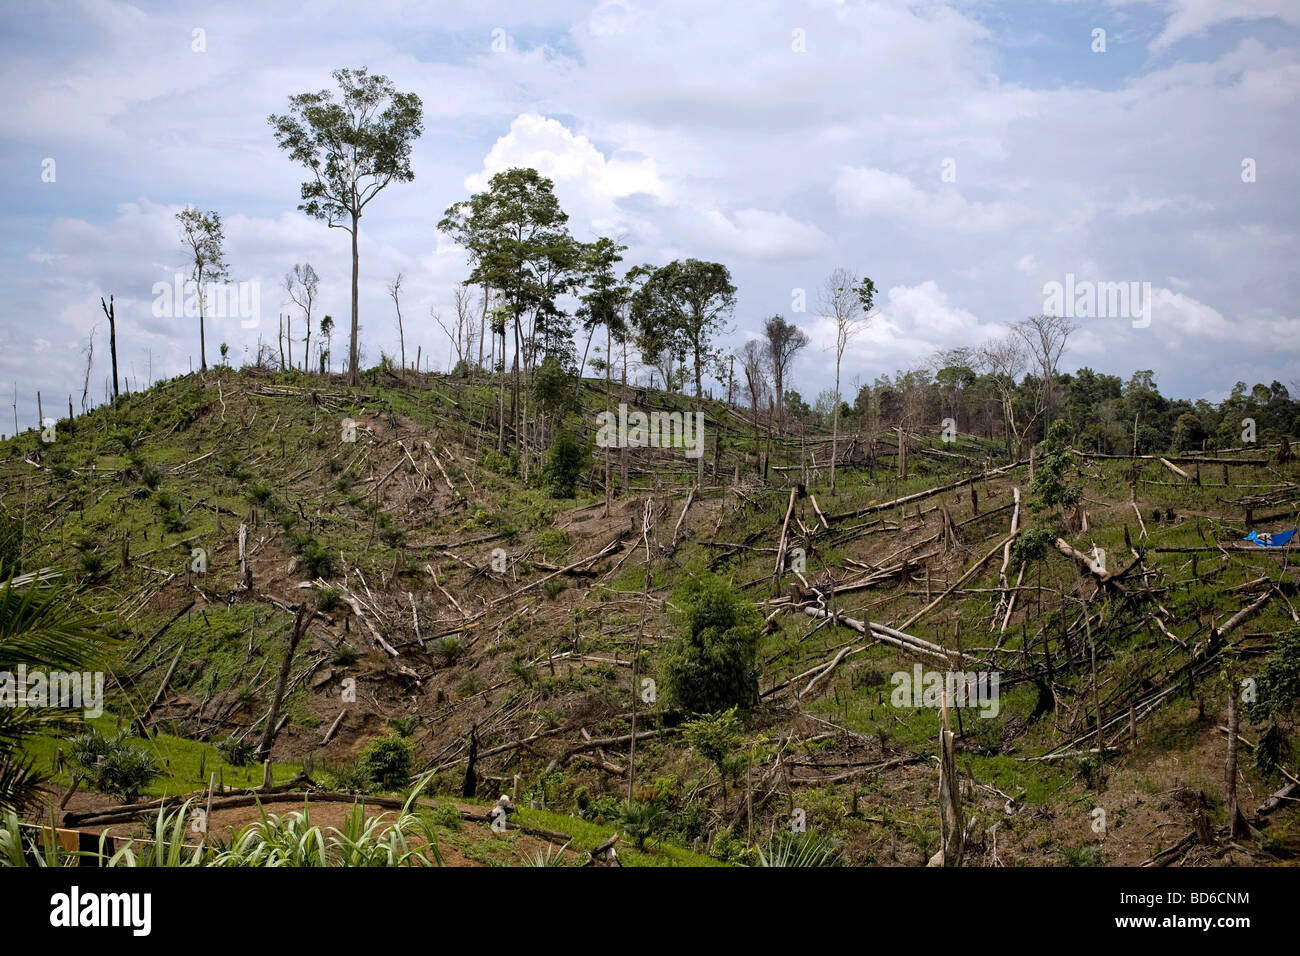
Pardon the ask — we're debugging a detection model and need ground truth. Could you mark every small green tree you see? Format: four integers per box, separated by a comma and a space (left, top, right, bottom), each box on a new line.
662, 574, 761, 714
1029, 419, 1082, 525
543, 429, 587, 499
1245, 628, 1300, 780
176, 207, 228, 372
681, 707, 744, 809
360, 733, 414, 792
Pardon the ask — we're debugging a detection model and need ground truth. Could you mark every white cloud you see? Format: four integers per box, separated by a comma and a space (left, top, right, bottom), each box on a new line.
1114, 0, 1300, 51
468, 113, 663, 199
832, 166, 1023, 232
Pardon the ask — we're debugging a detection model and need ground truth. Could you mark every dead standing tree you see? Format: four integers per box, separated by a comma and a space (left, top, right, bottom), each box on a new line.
389, 272, 406, 372
740, 341, 769, 474
1013, 313, 1077, 434
100, 296, 119, 401
284, 263, 319, 373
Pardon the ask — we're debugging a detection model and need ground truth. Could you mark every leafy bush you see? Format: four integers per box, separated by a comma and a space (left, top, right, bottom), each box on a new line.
387, 715, 420, 738
216, 736, 256, 767
315, 586, 344, 613
1028, 419, 1082, 521
681, 707, 744, 807
331, 642, 361, 666
321, 758, 372, 793
1011, 528, 1055, 569
161, 509, 190, 534
542, 429, 587, 499
297, 541, 336, 578
661, 574, 761, 714
432, 636, 464, 665
247, 481, 275, 506
359, 734, 414, 792
66, 728, 160, 802
1245, 629, 1300, 779
621, 800, 667, 850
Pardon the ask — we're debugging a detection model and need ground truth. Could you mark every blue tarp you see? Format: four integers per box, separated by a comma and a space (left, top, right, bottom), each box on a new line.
1242, 528, 1297, 547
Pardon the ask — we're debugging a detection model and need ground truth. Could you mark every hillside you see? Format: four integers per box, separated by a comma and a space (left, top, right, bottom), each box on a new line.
2, 364, 1298, 867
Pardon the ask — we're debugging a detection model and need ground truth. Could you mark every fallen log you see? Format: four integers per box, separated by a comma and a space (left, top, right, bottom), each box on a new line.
897, 531, 1017, 632
829, 459, 1027, 522
773, 487, 797, 587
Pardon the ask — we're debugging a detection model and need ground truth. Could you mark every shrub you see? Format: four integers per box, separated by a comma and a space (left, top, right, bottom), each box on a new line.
1246, 628, 1300, 779
315, 586, 344, 613
621, 800, 667, 851
360, 734, 414, 792
321, 758, 371, 793
66, 728, 160, 802
298, 541, 337, 578
216, 736, 256, 767
247, 481, 275, 506
331, 642, 361, 666
661, 574, 761, 714
1028, 419, 1081, 521
387, 715, 420, 738
542, 430, 587, 499
161, 509, 190, 534
432, 636, 464, 665
379, 517, 406, 549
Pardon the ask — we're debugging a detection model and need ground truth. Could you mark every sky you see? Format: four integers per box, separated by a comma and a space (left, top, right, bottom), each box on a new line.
1, 0, 1298, 433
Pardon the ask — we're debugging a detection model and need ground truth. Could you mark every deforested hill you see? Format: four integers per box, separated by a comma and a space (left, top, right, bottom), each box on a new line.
2, 363, 1298, 867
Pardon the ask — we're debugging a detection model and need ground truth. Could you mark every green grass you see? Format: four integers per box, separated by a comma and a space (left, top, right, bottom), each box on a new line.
26, 713, 302, 799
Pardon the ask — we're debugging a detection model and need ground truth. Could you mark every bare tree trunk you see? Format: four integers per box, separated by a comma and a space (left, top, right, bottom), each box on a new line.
604, 323, 612, 517
100, 296, 119, 401
831, 355, 841, 491
695, 355, 704, 486
932, 699, 964, 867
1226, 687, 1245, 838
257, 605, 310, 761
198, 266, 208, 372
348, 215, 360, 386
478, 284, 488, 369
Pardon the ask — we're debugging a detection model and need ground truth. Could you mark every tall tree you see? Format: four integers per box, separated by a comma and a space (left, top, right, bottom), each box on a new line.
633, 259, 736, 484
176, 207, 228, 372
762, 315, 809, 429
578, 237, 629, 514
284, 263, 319, 373
269, 68, 424, 386
820, 268, 873, 491
977, 336, 1030, 458
740, 340, 768, 473
1013, 313, 1078, 435
438, 167, 571, 467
